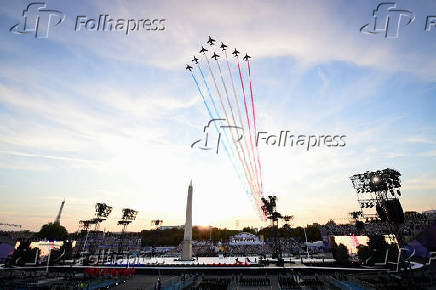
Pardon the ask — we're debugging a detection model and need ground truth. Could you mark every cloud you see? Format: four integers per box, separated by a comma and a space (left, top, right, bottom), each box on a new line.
407, 137, 435, 144
405, 176, 436, 190
384, 152, 407, 159
3, 0, 429, 80
418, 150, 436, 157
0, 150, 97, 165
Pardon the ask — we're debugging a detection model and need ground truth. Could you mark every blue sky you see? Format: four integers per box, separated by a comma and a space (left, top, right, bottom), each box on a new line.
0, 0, 435, 232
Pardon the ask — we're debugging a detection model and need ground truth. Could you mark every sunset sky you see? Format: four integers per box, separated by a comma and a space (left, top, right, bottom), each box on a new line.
0, 0, 435, 233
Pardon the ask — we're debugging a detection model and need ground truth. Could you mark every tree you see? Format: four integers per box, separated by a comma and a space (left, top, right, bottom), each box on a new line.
242, 227, 257, 235
278, 224, 292, 238
332, 243, 350, 266
258, 226, 274, 241
291, 226, 305, 241
305, 224, 321, 241
37, 223, 68, 241
355, 220, 365, 230
141, 228, 183, 246
326, 219, 336, 226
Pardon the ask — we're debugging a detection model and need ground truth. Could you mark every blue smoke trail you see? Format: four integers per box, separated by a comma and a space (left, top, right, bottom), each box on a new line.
191, 72, 253, 203
198, 66, 220, 118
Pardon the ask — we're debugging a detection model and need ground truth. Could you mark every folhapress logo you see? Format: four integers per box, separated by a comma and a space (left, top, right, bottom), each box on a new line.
360, 2, 414, 38
9, 2, 65, 39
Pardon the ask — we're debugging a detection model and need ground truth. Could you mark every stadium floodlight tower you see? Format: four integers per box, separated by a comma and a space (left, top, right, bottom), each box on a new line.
78, 203, 112, 256
93, 202, 113, 231
117, 208, 138, 253
261, 195, 283, 264
151, 219, 163, 230
282, 215, 294, 226
150, 220, 163, 257
118, 208, 138, 232
79, 219, 96, 231
350, 168, 405, 243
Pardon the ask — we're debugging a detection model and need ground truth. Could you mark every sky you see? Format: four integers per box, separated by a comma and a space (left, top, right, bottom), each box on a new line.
0, 0, 435, 233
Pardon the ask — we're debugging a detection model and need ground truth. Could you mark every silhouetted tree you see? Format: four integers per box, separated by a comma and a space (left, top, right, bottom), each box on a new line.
305, 224, 321, 241
334, 244, 350, 265
326, 219, 336, 226
141, 228, 183, 246
258, 226, 274, 241
37, 223, 68, 241
291, 226, 305, 241
278, 224, 292, 238
242, 227, 257, 235
355, 220, 365, 230
330, 237, 350, 266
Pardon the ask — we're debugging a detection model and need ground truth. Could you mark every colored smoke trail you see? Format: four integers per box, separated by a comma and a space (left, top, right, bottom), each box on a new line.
237, 59, 262, 199
247, 60, 264, 197
186, 38, 266, 220
224, 50, 261, 208
214, 58, 258, 202
194, 65, 253, 203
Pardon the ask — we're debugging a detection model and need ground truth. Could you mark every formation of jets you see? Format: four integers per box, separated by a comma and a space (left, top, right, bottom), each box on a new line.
186, 36, 251, 71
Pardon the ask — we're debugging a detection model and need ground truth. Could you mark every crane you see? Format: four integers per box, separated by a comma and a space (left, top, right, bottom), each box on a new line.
54, 199, 65, 225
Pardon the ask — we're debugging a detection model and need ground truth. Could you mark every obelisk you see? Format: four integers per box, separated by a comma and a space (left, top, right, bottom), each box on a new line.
181, 180, 193, 260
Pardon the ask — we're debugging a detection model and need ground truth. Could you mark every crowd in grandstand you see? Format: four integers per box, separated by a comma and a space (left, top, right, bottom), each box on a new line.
225, 243, 270, 256
162, 237, 311, 257
320, 221, 390, 236
280, 238, 304, 254
320, 213, 435, 242
167, 240, 217, 256
73, 232, 141, 256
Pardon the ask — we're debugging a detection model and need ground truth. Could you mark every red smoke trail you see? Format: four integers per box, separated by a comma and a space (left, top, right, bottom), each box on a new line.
237, 59, 261, 199
247, 60, 264, 197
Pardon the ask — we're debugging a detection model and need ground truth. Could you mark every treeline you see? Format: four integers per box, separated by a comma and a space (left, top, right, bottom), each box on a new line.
140, 227, 240, 246
258, 224, 321, 242
140, 224, 322, 246
7, 222, 322, 247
